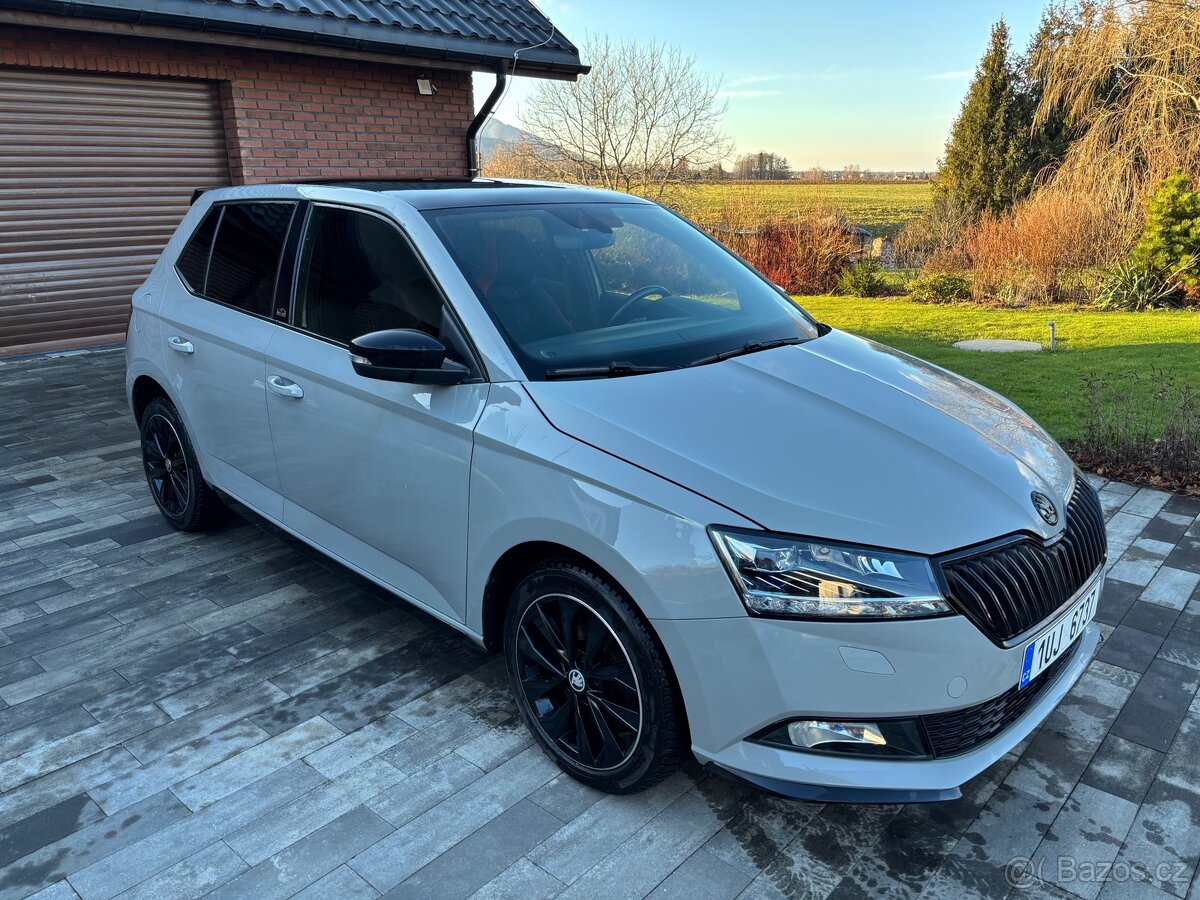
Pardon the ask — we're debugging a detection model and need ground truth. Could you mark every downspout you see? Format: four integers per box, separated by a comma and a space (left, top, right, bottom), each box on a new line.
466, 62, 508, 179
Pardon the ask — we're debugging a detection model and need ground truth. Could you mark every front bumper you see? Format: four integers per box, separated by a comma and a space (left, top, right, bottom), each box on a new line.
652, 606, 1101, 802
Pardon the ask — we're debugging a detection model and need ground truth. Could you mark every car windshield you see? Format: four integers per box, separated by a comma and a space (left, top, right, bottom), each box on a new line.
421, 201, 821, 380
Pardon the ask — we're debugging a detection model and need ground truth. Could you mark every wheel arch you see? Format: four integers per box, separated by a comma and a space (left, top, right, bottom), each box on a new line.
131, 374, 172, 425
479, 540, 691, 739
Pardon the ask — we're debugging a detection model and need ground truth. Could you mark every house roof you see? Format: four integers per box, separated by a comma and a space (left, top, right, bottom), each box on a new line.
0, 0, 587, 76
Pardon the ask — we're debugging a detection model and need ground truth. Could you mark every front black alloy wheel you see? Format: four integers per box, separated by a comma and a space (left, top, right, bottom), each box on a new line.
139, 397, 224, 531
505, 561, 685, 793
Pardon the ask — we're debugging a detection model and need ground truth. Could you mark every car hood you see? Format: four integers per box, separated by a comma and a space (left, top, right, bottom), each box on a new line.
523, 329, 1075, 555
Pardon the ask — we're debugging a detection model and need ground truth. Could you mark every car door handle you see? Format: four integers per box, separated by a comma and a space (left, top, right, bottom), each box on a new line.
266, 375, 304, 399
167, 336, 194, 354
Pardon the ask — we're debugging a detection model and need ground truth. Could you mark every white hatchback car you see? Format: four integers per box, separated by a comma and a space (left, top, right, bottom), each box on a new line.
126, 180, 1105, 802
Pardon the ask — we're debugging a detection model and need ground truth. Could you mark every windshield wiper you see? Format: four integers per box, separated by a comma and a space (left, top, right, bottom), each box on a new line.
544, 361, 677, 380
686, 337, 806, 369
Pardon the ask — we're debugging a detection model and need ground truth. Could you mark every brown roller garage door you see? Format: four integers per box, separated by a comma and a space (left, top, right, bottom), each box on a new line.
0, 69, 230, 357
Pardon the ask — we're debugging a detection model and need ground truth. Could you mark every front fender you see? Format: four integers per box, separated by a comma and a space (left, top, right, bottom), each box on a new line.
466, 384, 754, 635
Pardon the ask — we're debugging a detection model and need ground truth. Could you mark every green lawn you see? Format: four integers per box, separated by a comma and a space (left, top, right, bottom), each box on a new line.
672, 181, 932, 237
797, 296, 1200, 441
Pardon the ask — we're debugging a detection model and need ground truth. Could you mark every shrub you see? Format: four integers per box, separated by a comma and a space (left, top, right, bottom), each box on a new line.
835, 259, 883, 297
1068, 369, 1200, 492
905, 272, 971, 304
1095, 261, 1180, 311
963, 190, 1125, 303
1129, 171, 1200, 298
895, 195, 972, 268
708, 215, 855, 296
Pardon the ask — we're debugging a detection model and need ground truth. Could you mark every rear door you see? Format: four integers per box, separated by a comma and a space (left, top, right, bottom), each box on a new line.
264, 203, 487, 624
161, 200, 299, 519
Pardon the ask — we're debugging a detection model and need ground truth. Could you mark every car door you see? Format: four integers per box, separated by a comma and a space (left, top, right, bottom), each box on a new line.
264, 203, 488, 625
160, 200, 299, 519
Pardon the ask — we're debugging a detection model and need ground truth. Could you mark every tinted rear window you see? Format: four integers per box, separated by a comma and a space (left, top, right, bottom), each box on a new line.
206, 203, 297, 317
176, 208, 219, 293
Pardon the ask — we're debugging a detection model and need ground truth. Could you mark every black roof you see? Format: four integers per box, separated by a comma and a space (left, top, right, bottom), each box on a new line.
198, 178, 651, 210
0, 0, 586, 76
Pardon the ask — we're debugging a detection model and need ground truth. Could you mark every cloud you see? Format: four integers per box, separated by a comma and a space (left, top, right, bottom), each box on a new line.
727, 68, 877, 88
926, 69, 973, 81
716, 89, 783, 99
727, 74, 787, 88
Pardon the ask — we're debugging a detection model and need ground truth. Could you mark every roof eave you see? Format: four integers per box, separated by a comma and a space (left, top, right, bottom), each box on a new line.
0, 0, 590, 77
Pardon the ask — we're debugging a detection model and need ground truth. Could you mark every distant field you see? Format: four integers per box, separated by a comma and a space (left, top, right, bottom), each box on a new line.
671, 181, 933, 238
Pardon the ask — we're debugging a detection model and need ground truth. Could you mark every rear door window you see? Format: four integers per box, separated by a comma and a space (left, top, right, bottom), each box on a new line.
175, 208, 219, 294
205, 202, 298, 317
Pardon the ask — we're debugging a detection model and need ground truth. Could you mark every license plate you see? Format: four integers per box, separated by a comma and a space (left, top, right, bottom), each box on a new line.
1019, 578, 1099, 688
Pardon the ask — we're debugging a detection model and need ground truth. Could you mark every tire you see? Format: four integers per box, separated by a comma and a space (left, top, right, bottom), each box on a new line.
139, 397, 225, 531
504, 560, 686, 793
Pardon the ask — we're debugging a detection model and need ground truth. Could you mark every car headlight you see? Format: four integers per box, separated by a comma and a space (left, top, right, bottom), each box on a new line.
710, 528, 952, 619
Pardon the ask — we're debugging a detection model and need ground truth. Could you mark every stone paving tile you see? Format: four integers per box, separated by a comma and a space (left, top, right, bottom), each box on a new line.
468, 858, 564, 900
557, 780, 746, 900
66, 761, 326, 900
111, 841, 247, 900
1113, 780, 1200, 899
1159, 628, 1200, 672
1029, 782, 1139, 900
1123, 489, 1173, 519
389, 799, 561, 899
225, 757, 405, 866
1079, 734, 1164, 806
0, 795, 105, 870
525, 769, 698, 885
3, 349, 1200, 900
1123, 601, 1183, 637
169, 717, 342, 811
1098, 625, 1164, 674
349, 747, 556, 893
1142, 568, 1200, 610
1097, 578, 1142, 627
210, 806, 394, 900
741, 802, 902, 899
1110, 659, 1200, 753
0, 792, 193, 900
292, 865, 380, 900
646, 847, 751, 899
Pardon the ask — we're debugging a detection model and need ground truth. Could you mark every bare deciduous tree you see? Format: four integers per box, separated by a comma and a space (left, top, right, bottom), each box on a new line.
482, 136, 570, 182
520, 35, 732, 200
1032, 0, 1200, 218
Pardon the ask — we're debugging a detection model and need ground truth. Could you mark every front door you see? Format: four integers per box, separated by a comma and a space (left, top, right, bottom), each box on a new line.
264, 204, 487, 624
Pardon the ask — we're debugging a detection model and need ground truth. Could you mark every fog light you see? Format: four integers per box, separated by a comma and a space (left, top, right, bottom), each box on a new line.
753, 717, 929, 758
788, 720, 886, 749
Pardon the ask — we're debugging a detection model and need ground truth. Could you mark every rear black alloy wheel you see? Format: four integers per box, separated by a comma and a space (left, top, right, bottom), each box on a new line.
143, 413, 190, 518
139, 397, 224, 531
505, 561, 685, 793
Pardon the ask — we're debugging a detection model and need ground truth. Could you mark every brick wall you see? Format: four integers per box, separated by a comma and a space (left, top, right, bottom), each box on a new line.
0, 24, 475, 181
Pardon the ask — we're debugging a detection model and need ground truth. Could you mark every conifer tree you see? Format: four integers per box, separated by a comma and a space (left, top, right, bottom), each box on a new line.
937, 20, 1029, 217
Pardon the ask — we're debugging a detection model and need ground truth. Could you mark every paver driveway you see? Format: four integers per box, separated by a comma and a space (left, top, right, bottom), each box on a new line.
1, 349, 1200, 900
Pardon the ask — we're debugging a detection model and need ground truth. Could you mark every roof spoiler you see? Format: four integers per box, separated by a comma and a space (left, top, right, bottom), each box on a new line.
190, 188, 208, 206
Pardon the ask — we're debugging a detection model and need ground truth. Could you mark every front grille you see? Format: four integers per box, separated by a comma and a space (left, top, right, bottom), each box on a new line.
937, 478, 1107, 645
921, 649, 1073, 757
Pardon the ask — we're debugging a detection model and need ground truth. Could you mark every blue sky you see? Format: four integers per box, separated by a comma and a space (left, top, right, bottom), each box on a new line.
475, 0, 1046, 170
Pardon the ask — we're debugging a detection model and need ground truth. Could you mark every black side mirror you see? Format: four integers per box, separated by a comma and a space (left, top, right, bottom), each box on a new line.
348, 329, 471, 385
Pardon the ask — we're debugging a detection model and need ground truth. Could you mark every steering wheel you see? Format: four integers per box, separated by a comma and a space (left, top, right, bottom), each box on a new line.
606, 284, 672, 327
